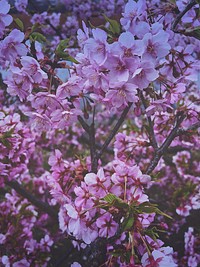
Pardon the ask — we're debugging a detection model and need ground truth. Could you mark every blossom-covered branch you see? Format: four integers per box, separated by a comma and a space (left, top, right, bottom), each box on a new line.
6, 180, 58, 220
146, 112, 186, 174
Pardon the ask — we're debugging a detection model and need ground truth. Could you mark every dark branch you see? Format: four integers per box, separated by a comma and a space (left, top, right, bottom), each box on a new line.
96, 102, 133, 161
89, 121, 98, 173
176, 121, 200, 136
172, 0, 197, 32
78, 135, 113, 154
78, 104, 132, 173
45, 19, 63, 39
145, 112, 185, 175
6, 180, 58, 221
78, 115, 90, 133
139, 91, 158, 150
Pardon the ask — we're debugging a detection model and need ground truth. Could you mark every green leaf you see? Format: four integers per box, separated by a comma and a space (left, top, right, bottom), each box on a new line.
64, 55, 79, 64
145, 227, 160, 241
103, 15, 120, 34
30, 32, 46, 43
55, 39, 79, 63
31, 22, 41, 32
138, 202, 172, 219
102, 193, 129, 210
121, 216, 134, 231
184, 27, 200, 40
56, 39, 70, 52
14, 18, 24, 31
138, 202, 158, 214
103, 193, 117, 203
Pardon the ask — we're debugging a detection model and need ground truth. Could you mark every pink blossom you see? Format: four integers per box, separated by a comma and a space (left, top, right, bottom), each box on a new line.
0, 29, 28, 65
13, 259, 30, 266
141, 247, 177, 267
62, 204, 98, 244
0, 234, 6, 244
165, 82, 186, 104
51, 108, 81, 129
30, 112, 52, 132
0, 0, 13, 38
81, 65, 109, 93
21, 56, 48, 83
1, 255, 10, 267
96, 213, 118, 238
77, 21, 89, 48
28, 93, 61, 115
84, 28, 108, 65
71, 262, 82, 267
120, 0, 147, 34
130, 187, 149, 203
48, 149, 64, 169
4, 66, 33, 101
110, 32, 144, 60
74, 182, 95, 209
131, 60, 159, 89
105, 55, 137, 87
14, 0, 28, 13
84, 168, 110, 196
176, 204, 191, 216
39, 235, 53, 252
35, 41, 44, 60
105, 82, 138, 108
142, 30, 171, 62
146, 99, 173, 116
56, 76, 83, 99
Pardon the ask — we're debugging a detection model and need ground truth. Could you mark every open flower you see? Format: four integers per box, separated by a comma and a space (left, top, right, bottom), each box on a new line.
96, 213, 118, 238
131, 60, 159, 89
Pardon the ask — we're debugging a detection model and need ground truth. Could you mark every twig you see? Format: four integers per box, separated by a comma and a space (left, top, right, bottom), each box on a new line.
176, 121, 200, 136
139, 91, 158, 150
78, 135, 113, 154
6, 180, 58, 221
172, 0, 197, 32
89, 107, 98, 173
78, 115, 90, 133
96, 103, 133, 161
145, 112, 185, 175
45, 19, 63, 39
166, 146, 191, 154
78, 104, 132, 173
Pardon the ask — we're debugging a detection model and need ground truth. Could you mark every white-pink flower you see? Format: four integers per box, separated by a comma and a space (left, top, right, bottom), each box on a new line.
96, 213, 118, 238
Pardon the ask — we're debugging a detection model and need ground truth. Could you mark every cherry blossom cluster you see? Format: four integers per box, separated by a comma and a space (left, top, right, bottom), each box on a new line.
0, 0, 12, 38
0, 187, 53, 267
0, 0, 200, 266
0, 111, 35, 187
47, 149, 178, 266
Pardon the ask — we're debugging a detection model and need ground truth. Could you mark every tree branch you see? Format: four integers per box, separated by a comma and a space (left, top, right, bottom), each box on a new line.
6, 180, 58, 221
78, 115, 90, 133
145, 112, 185, 175
139, 91, 158, 150
96, 103, 133, 161
78, 104, 132, 173
176, 121, 200, 136
45, 19, 63, 39
172, 0, 197, 32
89, 107, 98, 173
